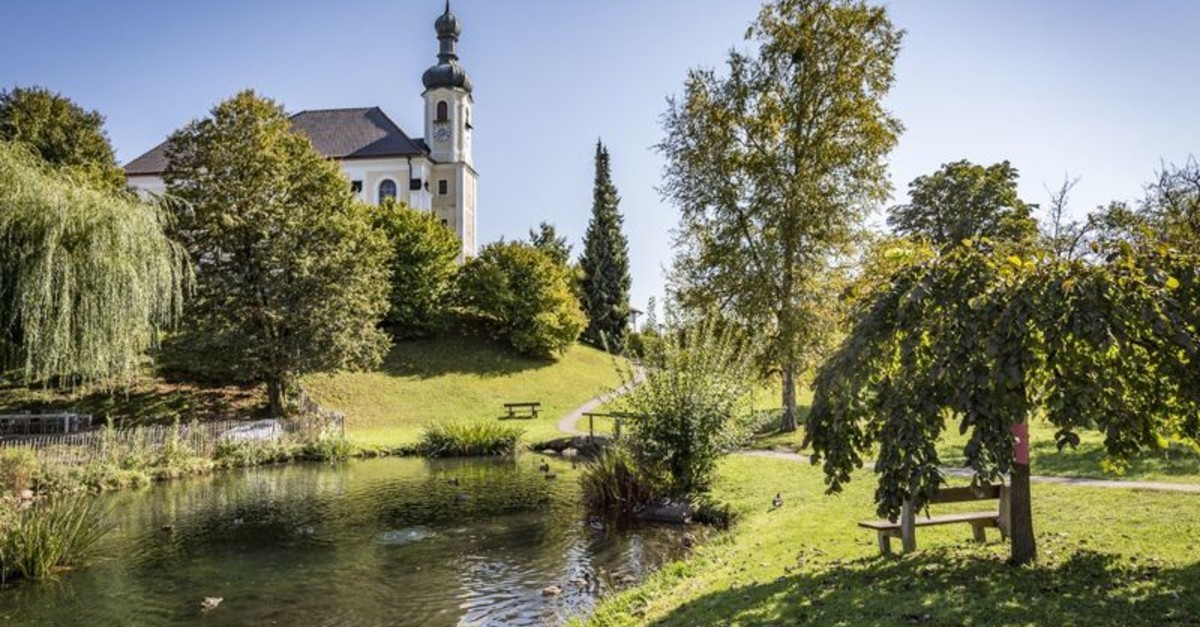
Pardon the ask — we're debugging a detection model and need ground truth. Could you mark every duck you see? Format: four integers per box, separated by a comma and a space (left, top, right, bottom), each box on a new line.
772, 493, 784, 509
447, 477, 460, 486
455, 492, 469, 503
544, 472, 557, 480
201, 597, 223, 613
538, 462, 551, 473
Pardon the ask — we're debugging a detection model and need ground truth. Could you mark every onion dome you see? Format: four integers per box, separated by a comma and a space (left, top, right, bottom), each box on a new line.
423, 1, 473, 93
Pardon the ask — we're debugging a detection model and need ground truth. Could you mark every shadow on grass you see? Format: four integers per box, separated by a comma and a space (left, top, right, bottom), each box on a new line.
1029, 440, 1200, 480
0, 380, 263, 428
380, 335, 560, 380
651, 549, 1200, 626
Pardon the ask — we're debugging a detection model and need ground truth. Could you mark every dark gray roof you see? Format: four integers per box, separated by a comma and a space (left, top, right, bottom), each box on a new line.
124, 107, 430, 176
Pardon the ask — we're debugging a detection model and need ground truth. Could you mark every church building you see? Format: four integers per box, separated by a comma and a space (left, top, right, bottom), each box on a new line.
123, 2, 478, 258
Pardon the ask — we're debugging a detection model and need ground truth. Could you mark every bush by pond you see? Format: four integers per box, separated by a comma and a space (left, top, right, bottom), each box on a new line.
0, 497, 110, 583
416, 421, 525, 458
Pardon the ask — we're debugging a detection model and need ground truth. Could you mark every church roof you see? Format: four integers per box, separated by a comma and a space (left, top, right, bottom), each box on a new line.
123, 106, 430, 176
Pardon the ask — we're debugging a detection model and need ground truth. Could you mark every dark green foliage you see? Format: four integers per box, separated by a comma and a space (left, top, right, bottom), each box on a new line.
0, 86, 126, 193
455, 241, 586, 358
528, 221, 573, 267
416, 421, 524, 457
0, 497, 111, 582
579, 142, 632, 352
806, 241, 1200, 563
0, 142, 187, 386
0, 448, 37, 495
659, 0, 903, 431
164, 91, 391, 415
889, 160, 1039, 248
579, 446, 661, 518
370, 200, 460, 338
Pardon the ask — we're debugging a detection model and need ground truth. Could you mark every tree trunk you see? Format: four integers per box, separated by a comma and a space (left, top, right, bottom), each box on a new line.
267, 378, 288, 418
781, 362, 798, 432
1009, 421, 1037, 565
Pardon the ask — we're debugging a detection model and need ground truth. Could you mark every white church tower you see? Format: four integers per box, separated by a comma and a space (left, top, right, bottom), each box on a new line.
422, 1, 477, 258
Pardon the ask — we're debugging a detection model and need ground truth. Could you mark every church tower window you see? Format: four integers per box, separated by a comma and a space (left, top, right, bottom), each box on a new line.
438, 179, 449, 195
436, 101, 449, 123
378, 179, 398, 203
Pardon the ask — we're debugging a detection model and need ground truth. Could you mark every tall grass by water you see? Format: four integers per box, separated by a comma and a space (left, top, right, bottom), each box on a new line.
579, 446, 660, 519
0, 497, 110, 583
416, 421, 525, 457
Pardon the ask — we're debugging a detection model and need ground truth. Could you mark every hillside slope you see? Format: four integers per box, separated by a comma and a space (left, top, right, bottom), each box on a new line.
303, 336, 624, 447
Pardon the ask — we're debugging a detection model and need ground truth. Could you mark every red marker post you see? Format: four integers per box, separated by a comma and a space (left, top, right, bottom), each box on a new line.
1011, 422, 1029, 465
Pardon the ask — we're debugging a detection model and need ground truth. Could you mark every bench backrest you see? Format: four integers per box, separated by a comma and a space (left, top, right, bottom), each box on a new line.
930, 485, 1002, 505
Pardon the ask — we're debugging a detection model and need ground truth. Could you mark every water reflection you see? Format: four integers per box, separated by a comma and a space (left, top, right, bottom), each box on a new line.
0, 457, 692, 626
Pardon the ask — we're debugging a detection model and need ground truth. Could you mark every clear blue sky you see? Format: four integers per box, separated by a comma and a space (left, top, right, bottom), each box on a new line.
2, 1, 1198, 309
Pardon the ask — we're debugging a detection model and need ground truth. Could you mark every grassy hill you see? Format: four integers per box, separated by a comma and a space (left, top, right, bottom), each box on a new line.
303, 335, 625, 448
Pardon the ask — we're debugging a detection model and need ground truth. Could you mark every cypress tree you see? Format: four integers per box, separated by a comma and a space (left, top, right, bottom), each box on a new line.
579, 141, 632, 351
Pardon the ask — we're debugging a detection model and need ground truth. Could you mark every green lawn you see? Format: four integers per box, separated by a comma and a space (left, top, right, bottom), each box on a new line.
743, 387, 1200, 485
582, 454, 1200, 626
303, 335, 624, 448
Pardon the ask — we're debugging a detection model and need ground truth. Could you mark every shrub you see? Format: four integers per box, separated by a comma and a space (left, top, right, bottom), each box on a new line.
301, 432, 356, 462
0, 497, 111, 582
0, 448, 38, 495
618, 315, 761, 494
369, 199, 461, 338
455, 241, 586, 358
416, 421, 525, 458
579, 446, 660, 518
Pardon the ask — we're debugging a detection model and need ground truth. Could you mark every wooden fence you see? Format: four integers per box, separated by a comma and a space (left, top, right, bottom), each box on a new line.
0, 411, 344, 467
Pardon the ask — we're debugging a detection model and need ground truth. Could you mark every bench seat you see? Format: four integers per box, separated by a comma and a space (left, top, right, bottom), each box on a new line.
858, 510, 999, 531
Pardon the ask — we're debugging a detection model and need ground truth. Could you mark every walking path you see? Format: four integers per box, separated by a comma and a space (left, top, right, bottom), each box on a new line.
556, 370, 644, 436
742, 449, 1200, 494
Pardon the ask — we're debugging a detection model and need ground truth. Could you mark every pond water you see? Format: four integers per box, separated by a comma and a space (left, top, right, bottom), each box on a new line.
0, 456, 693, 626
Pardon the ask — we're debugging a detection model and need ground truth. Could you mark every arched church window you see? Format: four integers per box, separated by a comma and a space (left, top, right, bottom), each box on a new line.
436, 101, 449, 123
378, 179, 397, 203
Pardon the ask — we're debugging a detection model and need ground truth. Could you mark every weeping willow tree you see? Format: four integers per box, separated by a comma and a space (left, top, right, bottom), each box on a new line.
806, 241, 1199, 565
0, 142, 188, 387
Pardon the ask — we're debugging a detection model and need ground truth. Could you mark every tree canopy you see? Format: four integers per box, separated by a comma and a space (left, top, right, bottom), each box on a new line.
456, 241, 586, 358
0, 141, 187, 386
579, 141, 632, 353
660, 0, 903, 431
888, 159, 1038, 248
164, 90, 391, 415
528, 221, 573, 268
0, 86, 126, 194
370, 199, 460, 339
806, 241, 1200, 564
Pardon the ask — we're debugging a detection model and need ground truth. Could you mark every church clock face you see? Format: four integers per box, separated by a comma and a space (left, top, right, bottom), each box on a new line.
433, 126, 452, 143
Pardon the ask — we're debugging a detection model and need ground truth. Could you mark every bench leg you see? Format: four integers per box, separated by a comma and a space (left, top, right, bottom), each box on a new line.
877, 531, 892, 555
972, 523, 987, 543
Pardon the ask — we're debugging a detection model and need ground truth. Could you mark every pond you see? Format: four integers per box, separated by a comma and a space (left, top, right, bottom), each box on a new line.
0, 456, 694, 626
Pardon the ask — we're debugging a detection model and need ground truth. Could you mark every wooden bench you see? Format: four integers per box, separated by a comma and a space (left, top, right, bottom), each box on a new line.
503, 402, 541, 419
859, 484, 1011, 555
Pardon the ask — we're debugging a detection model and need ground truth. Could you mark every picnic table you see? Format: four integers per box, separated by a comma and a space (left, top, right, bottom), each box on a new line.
503, 402, 541, 419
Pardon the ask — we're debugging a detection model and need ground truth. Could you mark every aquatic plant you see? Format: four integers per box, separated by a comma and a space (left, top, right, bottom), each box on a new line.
416, 421, 525, 458
0, 496, 110, 582
579, 446, 660, 518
